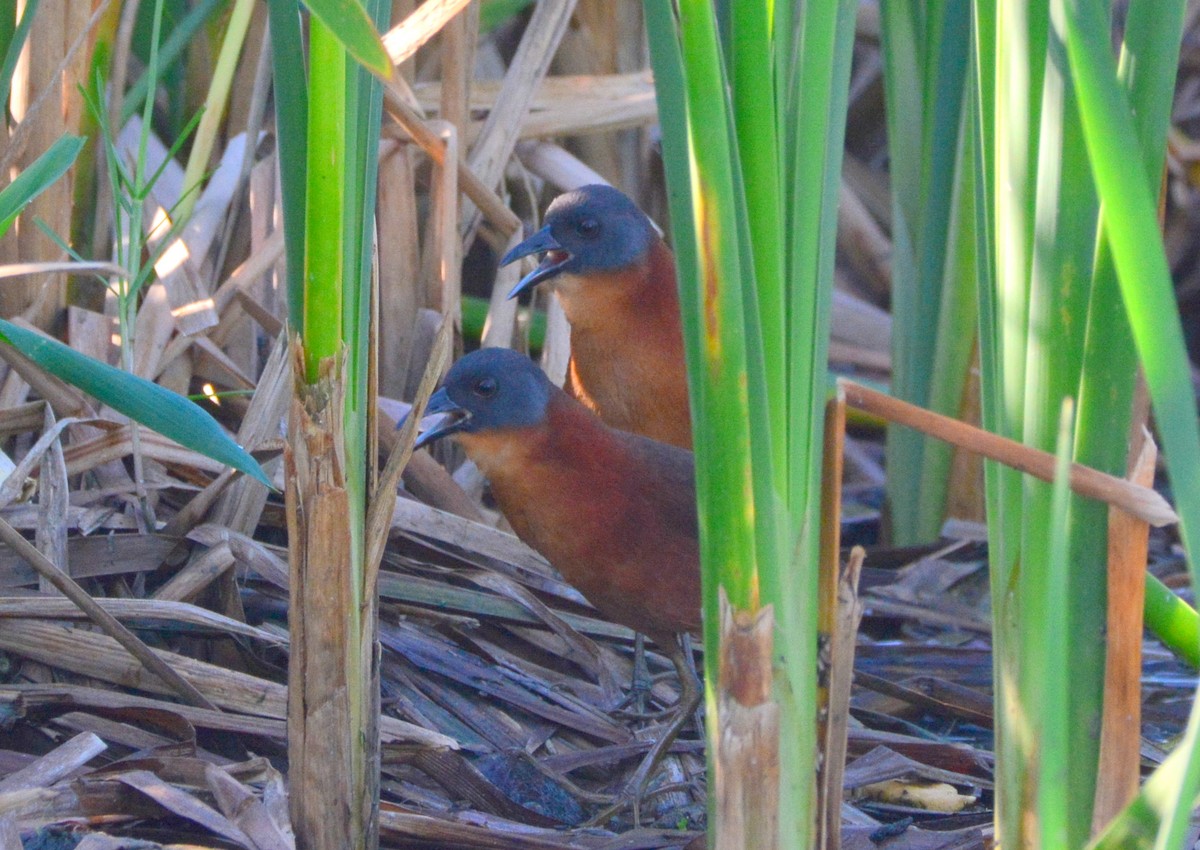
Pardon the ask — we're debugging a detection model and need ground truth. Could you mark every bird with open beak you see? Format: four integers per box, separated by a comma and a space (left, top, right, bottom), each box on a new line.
501, 184, 692, 451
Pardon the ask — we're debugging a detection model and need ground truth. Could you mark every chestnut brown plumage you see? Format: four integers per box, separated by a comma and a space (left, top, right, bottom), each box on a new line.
411, 347, 701, 814
502, 185, 692, 450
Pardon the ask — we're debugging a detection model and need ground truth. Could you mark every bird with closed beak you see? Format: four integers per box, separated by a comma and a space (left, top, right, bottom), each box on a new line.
501, 184, 692, 450
410, 346, 701, 816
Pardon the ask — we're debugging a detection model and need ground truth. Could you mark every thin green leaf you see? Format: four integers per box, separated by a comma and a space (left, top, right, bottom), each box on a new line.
0, 136, 86, 237
0, 319, 270, 487
1144, 576, 1200, 669
301, 0, 392, 79
267, 0, 308, 323
119, 0, 227, 124
0, 0, 37, 106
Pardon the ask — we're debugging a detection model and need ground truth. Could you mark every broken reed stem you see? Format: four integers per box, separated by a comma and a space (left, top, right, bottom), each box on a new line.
838, 379, 1177, 527
817, 386, 846, 850
0, 515, 216, 710
715, 589, 779, 850
822, 547, 864, 850
285, 344, 379, 850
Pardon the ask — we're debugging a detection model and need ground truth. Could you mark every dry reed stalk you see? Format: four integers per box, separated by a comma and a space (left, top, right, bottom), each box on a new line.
0, 401, 45, 437
213, 229, 286, 315
378, 804, 586, 850
0, 732, 105, 793
515, 141, 609, 193
190, 334, 257, 388
226, 3, 269, 141
368, 318, 451, 574
839, 379, 1177, 526
129, 284, 174, 382
60, 305, 141, 495
467, 569, 621, 703
117, 769, 256, 847
0, 415, 79, 509
437, 0, 476, 139
207, 762, 295, 850
0, 817, 18, 848
0, 517, 216, 709
206, 331, 289, 533
284, 347, 379, 849
715, 588, 780, 850
460, 0, 578, 237
481, 230, 522, 349
383, 0, 474, 66
821, 553, 866, 848
421, 121, 462, 320
389, 497, 552, 577
0, 619, 457, 748
1092, 428, 1157, 833
61, 424, 231, 478
817, 386, 846, 850
414, 72, 658, 143
383, 86, 521, 237
153, 540, 236, 603
377, 143, 422, 397
4, 0, 92, 327
0, 530, 172, 583
826, 341, 891, 373
836, 180, 892, 301
539, 295, 570, 387
189, 523, 290, 589
34, 405, 68, 593
0, 595, 282, 643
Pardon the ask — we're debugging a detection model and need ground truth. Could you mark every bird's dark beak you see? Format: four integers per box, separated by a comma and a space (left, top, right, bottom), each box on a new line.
500, 226, 572, 299
403, 387, 471, 450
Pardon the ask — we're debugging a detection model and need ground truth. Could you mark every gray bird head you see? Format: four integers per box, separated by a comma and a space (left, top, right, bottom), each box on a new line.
408, 348, 554, 449
501, 184, 657, 299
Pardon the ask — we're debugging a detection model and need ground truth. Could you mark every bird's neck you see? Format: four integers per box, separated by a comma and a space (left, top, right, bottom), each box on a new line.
454, 396, 632, 510
552, 241, 679, 333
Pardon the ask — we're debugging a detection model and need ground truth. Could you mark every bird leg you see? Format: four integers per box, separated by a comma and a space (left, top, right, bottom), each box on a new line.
615, 632, 658, 717
625, 635, 702, 825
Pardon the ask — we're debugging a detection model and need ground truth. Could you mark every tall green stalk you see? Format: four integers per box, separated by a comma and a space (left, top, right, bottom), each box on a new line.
963, 0, 1188, 843
272, 0, 388, 845
647, 0, 855, 845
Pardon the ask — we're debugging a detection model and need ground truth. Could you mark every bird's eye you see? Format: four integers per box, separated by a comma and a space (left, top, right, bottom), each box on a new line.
576, 217, 600, 238
473, 377, 498, 398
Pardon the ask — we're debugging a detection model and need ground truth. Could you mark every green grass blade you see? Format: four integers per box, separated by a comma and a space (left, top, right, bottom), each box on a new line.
1060, 0, 1198, 844
0, 319, 269, 486
729, 1, 785, 485
675, 0, 766, 610
267, 0, 309, 324
0, 135, 85, 236
0, 0, 38, 105
1030, 398, 1075, 846
302, 17, 348, 380
1144, 576, 1200, 669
